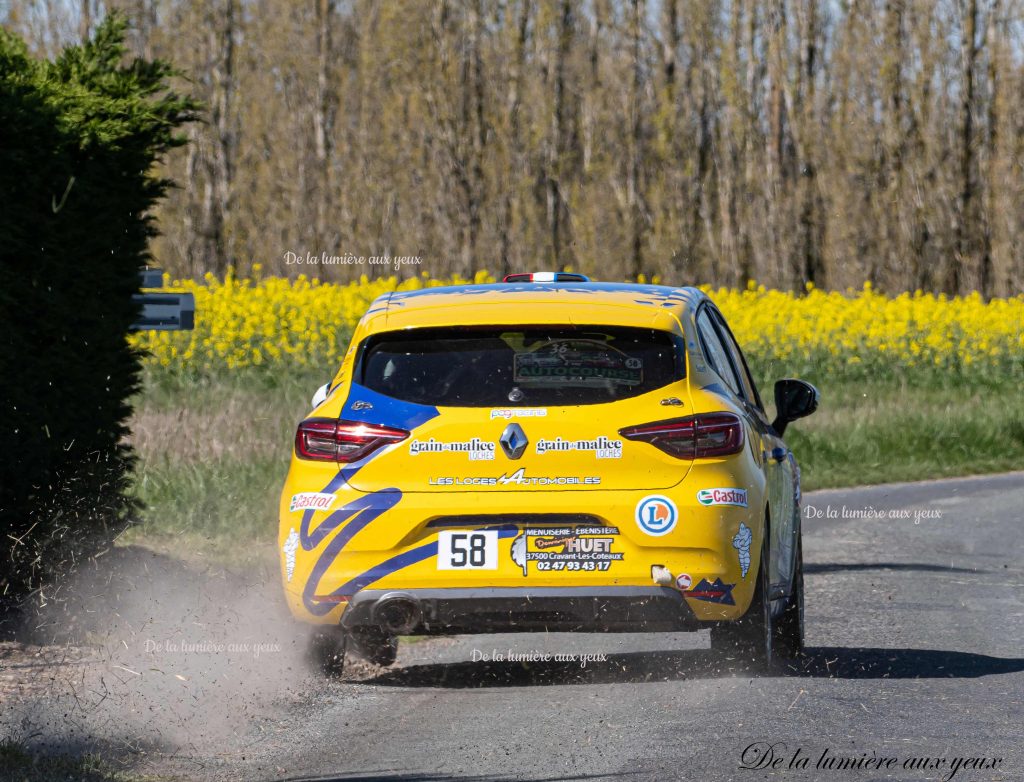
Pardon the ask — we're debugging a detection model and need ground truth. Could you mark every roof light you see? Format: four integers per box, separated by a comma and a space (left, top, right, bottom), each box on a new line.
502, 272, 591, 283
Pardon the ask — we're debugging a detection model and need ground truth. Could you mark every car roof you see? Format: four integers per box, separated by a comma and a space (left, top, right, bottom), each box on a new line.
362, 282, 708, 334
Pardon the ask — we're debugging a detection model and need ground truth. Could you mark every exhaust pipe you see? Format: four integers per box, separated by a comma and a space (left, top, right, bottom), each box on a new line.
372, 594, 422, 635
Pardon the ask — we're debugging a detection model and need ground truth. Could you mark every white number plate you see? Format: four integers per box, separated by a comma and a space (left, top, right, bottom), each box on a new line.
436, 530, 499, 570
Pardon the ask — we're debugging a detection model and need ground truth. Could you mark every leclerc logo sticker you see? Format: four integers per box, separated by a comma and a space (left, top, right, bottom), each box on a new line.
696, 488, 748, 508
635, 495, 678, 536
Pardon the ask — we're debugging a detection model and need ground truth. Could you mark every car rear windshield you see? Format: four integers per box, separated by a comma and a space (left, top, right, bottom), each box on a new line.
358, 326, 683, 407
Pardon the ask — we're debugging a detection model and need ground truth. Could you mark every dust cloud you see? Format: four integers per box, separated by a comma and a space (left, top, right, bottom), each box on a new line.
1, 545, 317, 768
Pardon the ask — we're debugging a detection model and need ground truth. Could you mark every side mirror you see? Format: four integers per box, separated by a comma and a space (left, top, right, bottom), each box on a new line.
311, 382, 331, 409
771, 379, 819, 436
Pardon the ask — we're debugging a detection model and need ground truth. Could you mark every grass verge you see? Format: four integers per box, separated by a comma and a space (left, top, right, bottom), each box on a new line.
786, 380, 1024, 488
123, 369, 1024, 567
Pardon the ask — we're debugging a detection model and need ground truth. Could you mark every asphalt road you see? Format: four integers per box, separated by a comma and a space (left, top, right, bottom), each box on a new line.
217, 472, 1023, 782
5, 473, 1023, 782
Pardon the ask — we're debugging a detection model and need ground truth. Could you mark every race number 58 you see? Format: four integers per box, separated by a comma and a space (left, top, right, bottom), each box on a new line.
437, 530, 498, 570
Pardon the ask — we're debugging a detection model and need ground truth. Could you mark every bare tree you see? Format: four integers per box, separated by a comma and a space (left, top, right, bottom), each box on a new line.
950, 0, 981, 295
313, 0, 337, 267
13, 0, 1024, 293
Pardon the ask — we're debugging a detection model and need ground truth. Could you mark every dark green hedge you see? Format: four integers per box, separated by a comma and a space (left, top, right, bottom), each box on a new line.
0, 16, 196, 602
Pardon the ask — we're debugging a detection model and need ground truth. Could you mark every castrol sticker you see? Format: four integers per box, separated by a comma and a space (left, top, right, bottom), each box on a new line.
290, 492, 336, 513
696, 488, 748, 508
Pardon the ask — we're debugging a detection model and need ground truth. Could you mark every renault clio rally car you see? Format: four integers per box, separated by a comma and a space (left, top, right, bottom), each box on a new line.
279, 273, 818, 673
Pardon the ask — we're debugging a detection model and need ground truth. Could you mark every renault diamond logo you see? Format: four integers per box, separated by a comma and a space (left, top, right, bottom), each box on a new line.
500, 423, 529, 460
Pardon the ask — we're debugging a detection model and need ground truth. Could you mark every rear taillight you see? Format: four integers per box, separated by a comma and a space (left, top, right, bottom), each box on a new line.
295, 418, 409, 463
619, 413, 744, 459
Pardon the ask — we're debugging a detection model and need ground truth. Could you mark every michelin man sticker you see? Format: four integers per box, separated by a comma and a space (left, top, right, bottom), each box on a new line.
732, 522, 752, 578
511, 534, 527, 574
283, 527, 300, 582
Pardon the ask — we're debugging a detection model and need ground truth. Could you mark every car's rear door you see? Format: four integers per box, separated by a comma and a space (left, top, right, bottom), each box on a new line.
705, 306, 797, 591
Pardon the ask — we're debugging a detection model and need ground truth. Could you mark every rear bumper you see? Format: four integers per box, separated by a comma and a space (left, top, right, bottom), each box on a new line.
339, 586, 700, 634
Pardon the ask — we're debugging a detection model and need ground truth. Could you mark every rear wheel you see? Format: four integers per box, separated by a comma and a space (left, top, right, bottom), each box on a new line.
774, 534, 805, 660
710, 532, 773, 673
348, 627, 399, 667
307, 626, 348, 676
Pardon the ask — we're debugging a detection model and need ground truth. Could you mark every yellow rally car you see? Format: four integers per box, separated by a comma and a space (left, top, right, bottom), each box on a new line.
279, 272, 818, 672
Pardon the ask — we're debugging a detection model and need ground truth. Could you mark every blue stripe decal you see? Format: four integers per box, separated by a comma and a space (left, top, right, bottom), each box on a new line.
340, 383, 439, 430
331, 526, 520, 599
297, 467, 362, 534
334, 542, 439, 597
700, 382, 731, 398
296, 425, 413, 614
300, 489, 402, 616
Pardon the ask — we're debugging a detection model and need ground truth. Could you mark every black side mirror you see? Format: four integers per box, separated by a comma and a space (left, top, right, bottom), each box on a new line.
771, 379, 819, 436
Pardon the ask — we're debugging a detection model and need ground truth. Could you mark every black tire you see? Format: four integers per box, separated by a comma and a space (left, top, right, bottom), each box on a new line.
774, 533, 805, 660
308, 626, 348, 676
348, 627, 398, 667
710, 531, 774, 673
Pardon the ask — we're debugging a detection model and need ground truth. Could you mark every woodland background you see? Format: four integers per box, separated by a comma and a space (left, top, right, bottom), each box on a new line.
4, 0, 1024, 294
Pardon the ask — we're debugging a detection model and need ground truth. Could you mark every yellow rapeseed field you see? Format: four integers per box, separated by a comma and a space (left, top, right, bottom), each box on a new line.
131, 272, 1024, 382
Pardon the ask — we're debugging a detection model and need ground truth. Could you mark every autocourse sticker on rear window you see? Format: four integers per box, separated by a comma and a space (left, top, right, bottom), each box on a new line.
513, 339, 643, 387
